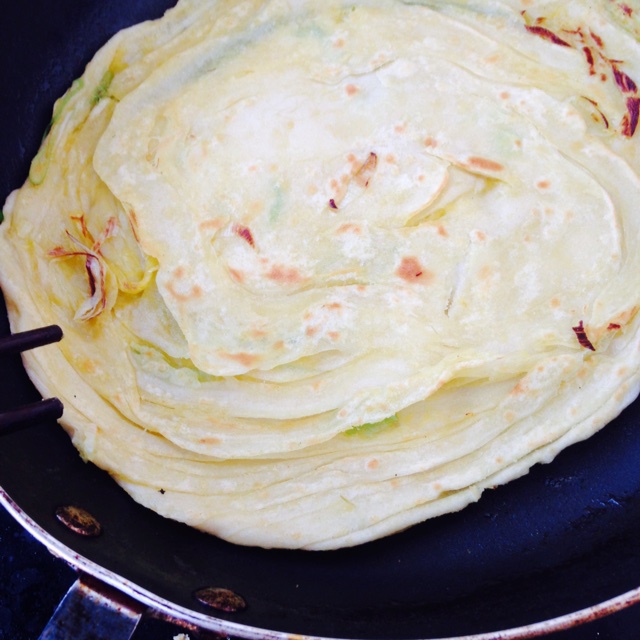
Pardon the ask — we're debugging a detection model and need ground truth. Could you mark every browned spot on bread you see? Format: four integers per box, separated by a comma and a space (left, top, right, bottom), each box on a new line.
221, 352, 259, 368
324, 302, 342, 310
306, 326, 319, 337
228, 268, 245, 284
510, 380, 528, 396
437, 225, 449, 238
466, 157, 504, 172
608, 306, 638, 327
478, 265, 494, 281
266, 264, 303, 284
537, 180, 551, 189
345, 84, 359, 96
396, 256, 433, 283
199, 218, 226, 231
337, 223, 362, 234
367, 459, 379, 470
127, 210, 140, 242
199, 437, 222, 445
165, 281, 203, 302
77, 358, 97, 374
424, 136, 438, 147
328, 331, 340, 340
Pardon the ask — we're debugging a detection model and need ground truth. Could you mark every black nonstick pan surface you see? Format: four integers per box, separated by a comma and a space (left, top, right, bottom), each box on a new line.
2, 2, 640, 638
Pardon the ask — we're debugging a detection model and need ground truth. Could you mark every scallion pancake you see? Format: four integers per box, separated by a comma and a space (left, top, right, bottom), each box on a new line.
2, 0, 640, 549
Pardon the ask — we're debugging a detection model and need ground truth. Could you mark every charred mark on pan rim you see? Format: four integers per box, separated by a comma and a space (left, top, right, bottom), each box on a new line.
194, 587, 247, 613
55, 505, 102, 537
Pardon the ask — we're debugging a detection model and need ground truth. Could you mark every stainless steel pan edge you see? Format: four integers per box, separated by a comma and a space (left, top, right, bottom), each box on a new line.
3, 485, 640, 640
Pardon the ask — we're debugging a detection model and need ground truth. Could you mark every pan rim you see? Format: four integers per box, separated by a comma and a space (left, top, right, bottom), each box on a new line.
2, 484, 639, 640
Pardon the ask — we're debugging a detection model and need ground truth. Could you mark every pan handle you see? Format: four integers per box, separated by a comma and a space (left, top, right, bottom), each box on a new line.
38, 574, 145, 640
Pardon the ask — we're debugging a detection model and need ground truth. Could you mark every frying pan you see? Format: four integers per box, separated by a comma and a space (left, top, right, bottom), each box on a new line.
3, 2, 640, 638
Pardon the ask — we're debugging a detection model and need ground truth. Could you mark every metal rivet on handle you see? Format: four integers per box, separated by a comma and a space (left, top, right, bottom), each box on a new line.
55, 505, 103, 537
194, 587, 247, 613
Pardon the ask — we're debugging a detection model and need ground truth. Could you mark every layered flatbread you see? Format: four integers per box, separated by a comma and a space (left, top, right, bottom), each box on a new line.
1, 0, 640, 549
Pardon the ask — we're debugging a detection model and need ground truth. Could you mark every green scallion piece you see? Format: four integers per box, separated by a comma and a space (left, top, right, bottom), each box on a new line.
91, 70, 115, 106
344, 414, 399, 437
29, 78, 85, 186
